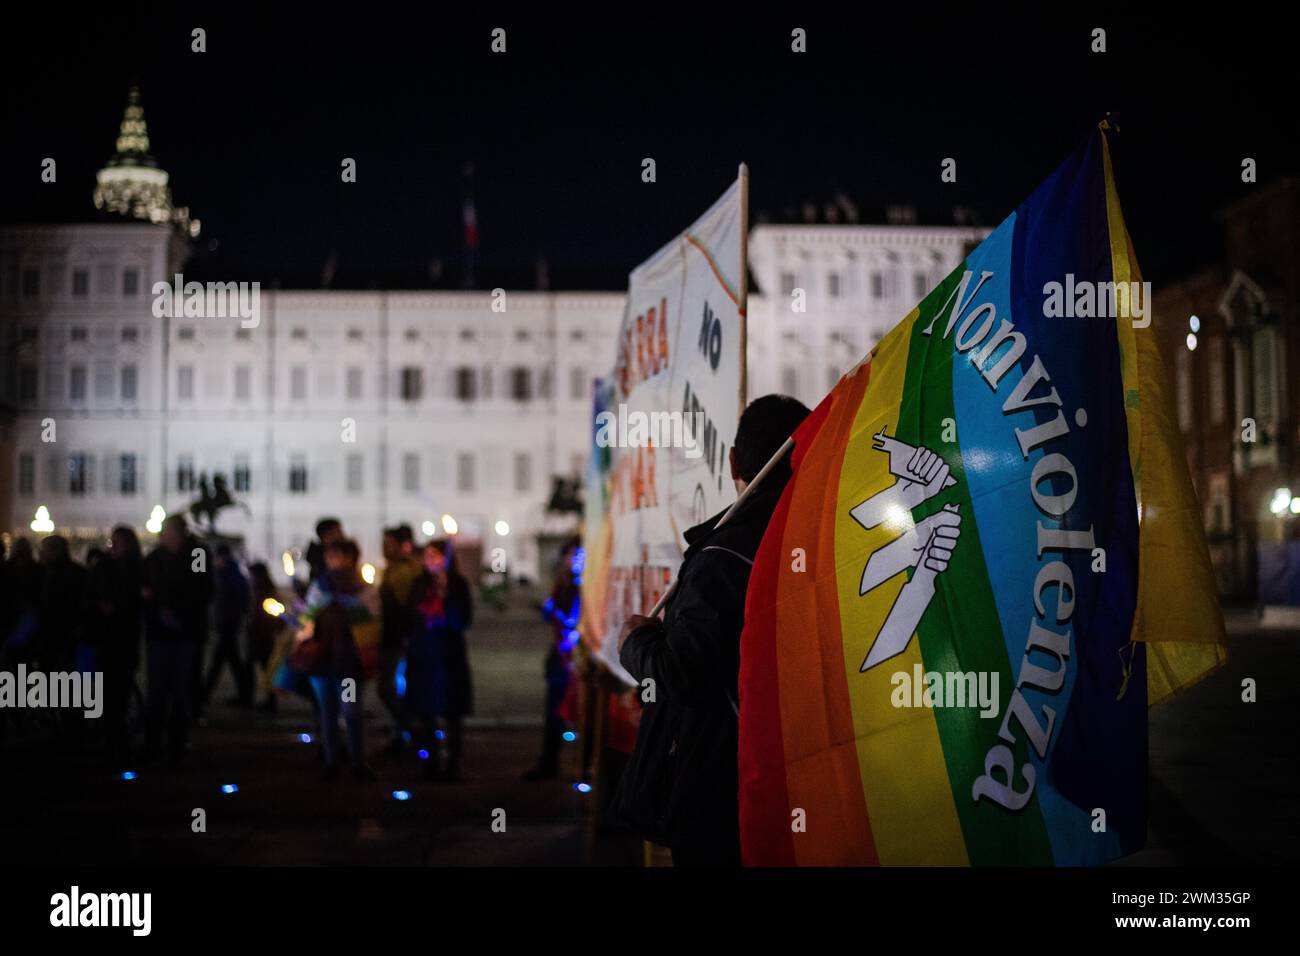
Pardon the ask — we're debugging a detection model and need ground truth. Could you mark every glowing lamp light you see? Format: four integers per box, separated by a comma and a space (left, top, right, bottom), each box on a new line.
145, 505, 165, 534
361, 562, 376, 584
417, 749, 430, 760
262, 597, 286, 618
562, 731, 577, 743
1185, 332, 1198, 351
221, 784, 239, 794
573, 782, 593, 794
119, 771, 137, 781
440, 514, 458, 535
30, 506, 55, 534
494, 520, 510, 536
1189, 314, 1201, 333
421, 520, 436, 536
1291, 497, 1300, 515
1269, 488, 1293, 516
298, 733, 313, 744
281, 550, 296, 578
391, 790, 412, 802
434, 729, 446, 741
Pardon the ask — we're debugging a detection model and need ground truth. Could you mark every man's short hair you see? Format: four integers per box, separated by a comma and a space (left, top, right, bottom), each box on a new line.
395, 524, 415, 546
161, 514, 189, 537
315, 517, 342, 540
733, 394, 811, 483
325, 538, 360, 564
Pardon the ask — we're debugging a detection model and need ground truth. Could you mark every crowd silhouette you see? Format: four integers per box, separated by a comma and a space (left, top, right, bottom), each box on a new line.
0, 514, 479, 784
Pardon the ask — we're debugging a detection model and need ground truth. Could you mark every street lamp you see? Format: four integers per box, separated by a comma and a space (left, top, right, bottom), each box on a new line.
441, 513, 458, 535
421, 519, 436, 537
495, 519, 510, 536
1269, 488, 1292, 515
145, 505, 165, 534
30, 506, 54, 534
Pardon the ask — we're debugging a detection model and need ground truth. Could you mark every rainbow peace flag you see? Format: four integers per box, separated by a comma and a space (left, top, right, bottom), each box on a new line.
739, 125, 1227, 867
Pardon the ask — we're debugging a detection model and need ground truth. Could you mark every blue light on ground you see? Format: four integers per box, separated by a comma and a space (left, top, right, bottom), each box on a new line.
119, 771, 137, 781
573, 782, 592, 793
396, 658, 407, 698
417, 749, 430, 760
221, 784, 239, 794
434, 729, 445, 740
562, 731, 577, 742
392, 790, 411, 801
298, 733, 313, 744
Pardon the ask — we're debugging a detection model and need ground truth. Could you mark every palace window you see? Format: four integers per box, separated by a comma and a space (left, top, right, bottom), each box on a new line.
510, 366, 533, 401
454, 366, 476, 401
457, 452, 475, 492
289, 456, 308, 494
68, 453, 89, 496
234, 365, 251, 401
69, 365, 87, 402
120, 454, 138, 495
177, 365, 195, 401
18, 453, 34, 496
234, 456, 251, 493
400, 366, 423, 401
121, 364, 138, 403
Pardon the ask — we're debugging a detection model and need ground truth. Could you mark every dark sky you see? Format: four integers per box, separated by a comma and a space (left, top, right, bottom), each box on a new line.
2, 7, 1293, 290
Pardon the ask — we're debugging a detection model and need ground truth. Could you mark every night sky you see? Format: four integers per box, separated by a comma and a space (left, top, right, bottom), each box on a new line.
2, 8, 1293, 290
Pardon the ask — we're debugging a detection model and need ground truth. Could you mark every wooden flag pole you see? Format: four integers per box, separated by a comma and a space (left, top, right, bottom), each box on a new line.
738, 162, 750, 419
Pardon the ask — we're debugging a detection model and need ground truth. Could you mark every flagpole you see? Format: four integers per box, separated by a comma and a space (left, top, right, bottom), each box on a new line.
738, 162, 749, 418
644, 434, 794, 618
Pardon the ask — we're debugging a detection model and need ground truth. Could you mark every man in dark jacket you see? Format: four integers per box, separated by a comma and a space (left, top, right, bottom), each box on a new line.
204, 543, 252, 707
142, 515, 213, 762
304, 517, 344, 589
617, 394, 810, 866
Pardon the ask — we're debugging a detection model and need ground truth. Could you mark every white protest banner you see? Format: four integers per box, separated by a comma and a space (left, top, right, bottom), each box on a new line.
589, 170, 748, 682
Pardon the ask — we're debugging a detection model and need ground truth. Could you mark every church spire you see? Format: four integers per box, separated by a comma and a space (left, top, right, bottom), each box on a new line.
113, 85, 154, 160
93, 85, 197, 235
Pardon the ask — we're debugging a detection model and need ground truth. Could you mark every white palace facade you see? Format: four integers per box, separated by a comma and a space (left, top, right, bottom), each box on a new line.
0, 91, 985, 579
